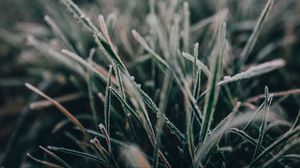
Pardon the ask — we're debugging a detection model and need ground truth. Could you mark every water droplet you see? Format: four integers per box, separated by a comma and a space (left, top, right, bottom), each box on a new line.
223, 75, 231, 80
80, 14, 86, 18
156, 112, 161, 118
130, 76, 135, 80
170, 130, 175, 134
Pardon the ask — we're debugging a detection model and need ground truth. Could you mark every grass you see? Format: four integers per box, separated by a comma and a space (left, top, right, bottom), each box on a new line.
1, 0, 300, 167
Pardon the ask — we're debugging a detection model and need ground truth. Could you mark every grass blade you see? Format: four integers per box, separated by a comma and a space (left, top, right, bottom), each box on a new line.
249, 127, 300, 166
44, 15, 75, 52
98, 124, 112, 154
27, 153, 63, 168
182, 52, 211, 78
87, 48, 99, 126
252, 86, 272, 160
182, 2, 190, 52
262, 139, 300, 168
60, 0, 127, 71
62, 49, 107, 82
132, 30, 169, 70
199, 22, 226, 142
240, 0, 274, 64
39, 146, 71, 168
25, 83, 88, 137
104, 65, 113, 134
153, 70, 172, 168
218, 59, 285, 86
47, 146, 106, 166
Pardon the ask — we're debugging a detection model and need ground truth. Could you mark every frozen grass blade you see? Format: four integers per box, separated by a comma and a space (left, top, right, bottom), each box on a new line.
243, 102, 265, 131
27, 153, 63, 168
132, 30, 169, 70
62, 49, 107, 82
192, 43, 199, 80
182, 52, 211, 79
44, 15, 75, 52
199, 22, 226, 142
291, 109, 300, 130
262, 139, 300, 168
98, 15, 112, 46
249, 127, 300, 166
182, 2, 190, 52
218, 59, 285, 86
153, 70, 172, 168
26, 36, 85, 77
87, 48, 99, 126
109, 88, 141, 123
60, 0, 127, 71
47, 146, 106, 166
30, 92, 83, 110
98, 124, 112, 154
193, 68, 202, 99
185, 91, 195, 162
246, 88, 300, 103
94, 33, 127, 72
130, 78, 186, 142
229, 128, 260, 148
39, 146, 71, 168
87, 129, 128, 149
59, 0, 103, 39
252, 86, 272, 160
104, 65, 113, 135
113, 66, 125, 99
195, 102, 244, 167
169, 52, 203, 126
25, 83, 88, 137
90, 137, 110, 164
240, 0, 274, 64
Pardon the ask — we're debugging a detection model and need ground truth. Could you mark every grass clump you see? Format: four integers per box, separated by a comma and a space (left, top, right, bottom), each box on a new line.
0, 0, 300, 167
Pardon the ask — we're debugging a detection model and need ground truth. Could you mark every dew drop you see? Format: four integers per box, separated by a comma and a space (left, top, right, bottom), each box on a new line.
223, 75, 231, 80
170, 130, 175, 134
156, 112, 161, 118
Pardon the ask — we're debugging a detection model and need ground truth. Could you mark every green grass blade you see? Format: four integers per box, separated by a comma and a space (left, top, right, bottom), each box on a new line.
199, 22, 226, 142
47, 146, 106, 166
27, 153, 63, 168
249, 127, 300, 166
240, 0, 274, 64
87, 49, 99, 126
104, 65, 113, 134
132, 30, 169, 70
218, 59, 285, 86
39, 146, 71, 168
85, 129, 129, 149
153, 70, 172, 168
60, 0, 127, 71
44, 15, 75, 52
262, 139, 300, 168
252, 86, 272, 159
182, 52, 211, 79
229, 128, 261, 148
